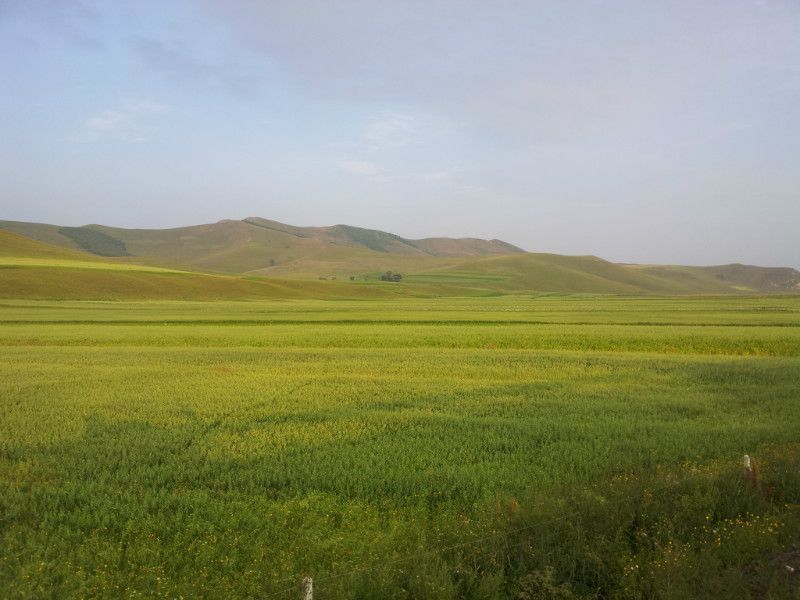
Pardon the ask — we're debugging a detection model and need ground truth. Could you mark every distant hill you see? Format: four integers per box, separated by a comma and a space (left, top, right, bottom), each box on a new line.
415, 254, 800, 294
631, 264, 800, 293
0, 230, 437, 301
0, 218, 797, 296
0, 228, 103, 261
0, 217, 523, 275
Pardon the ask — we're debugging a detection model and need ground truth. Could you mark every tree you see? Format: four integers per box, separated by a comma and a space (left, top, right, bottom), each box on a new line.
380, 271, 402, 282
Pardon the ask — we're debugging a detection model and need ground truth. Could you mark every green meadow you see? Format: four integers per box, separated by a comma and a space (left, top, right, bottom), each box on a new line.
2, 296, 800, 598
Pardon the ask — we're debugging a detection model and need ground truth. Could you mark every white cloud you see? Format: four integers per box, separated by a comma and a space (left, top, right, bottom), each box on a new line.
338, 159, 379, 175
82, 100, 168, 143
362, 112, 418, 151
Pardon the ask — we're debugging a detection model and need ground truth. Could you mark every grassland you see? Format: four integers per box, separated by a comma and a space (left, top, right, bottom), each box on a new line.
0, 230, 454, 301
1, 295, 799, 598
0, 218, 522, 277
4, 219, 798, 294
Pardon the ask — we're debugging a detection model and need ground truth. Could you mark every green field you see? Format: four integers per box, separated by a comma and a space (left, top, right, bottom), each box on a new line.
2, 296, 800, 598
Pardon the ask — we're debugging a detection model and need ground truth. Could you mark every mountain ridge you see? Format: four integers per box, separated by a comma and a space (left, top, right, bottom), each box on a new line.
0, 217, 526, 275
1, 218, 798, 296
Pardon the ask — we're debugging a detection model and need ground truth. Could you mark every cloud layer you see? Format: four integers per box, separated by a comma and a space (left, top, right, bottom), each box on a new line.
0, 0, 798, 267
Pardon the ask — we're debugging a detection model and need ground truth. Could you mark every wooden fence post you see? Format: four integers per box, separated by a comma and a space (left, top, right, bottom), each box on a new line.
301, 576, 313, 600
743, 454, 761, 492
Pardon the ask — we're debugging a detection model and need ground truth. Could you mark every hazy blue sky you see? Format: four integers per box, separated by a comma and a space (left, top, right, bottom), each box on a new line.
1, 1, 798, 266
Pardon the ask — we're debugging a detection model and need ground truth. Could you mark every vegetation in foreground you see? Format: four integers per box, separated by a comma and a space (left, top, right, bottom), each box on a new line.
1, 296, 799, 598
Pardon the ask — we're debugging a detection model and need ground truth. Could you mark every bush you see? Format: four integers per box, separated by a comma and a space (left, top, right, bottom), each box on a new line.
380, 271, 403, 282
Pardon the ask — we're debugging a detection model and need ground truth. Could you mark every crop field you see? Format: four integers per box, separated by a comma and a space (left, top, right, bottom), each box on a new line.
1, 296, 800, 599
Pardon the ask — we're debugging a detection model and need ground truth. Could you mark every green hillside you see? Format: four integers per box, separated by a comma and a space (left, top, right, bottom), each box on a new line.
0, 220, 85, 250
0, 229, 99, 261
410, 253, 750, 294
1, 219, 798, 296
633, 263, 800, 293
0, 218, 523, 277
0, 230, 459, 300
58, 226, 129, 256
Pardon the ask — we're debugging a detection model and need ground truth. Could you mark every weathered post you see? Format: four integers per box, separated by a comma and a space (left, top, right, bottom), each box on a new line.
301, 576, 313, 600
743, 454, 761, 491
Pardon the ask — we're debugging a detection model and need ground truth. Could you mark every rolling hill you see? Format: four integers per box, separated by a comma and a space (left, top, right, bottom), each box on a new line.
411, 253, 800, 294
0, 218, 523, 276
630, 263, 800, 293
0, 218, 798, 297
0, 230, 448, 300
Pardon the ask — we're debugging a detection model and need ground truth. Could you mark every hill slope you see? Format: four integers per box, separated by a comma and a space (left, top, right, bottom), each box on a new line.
0, 230, 450, 300
631, 264, 800, 293
1, 219, 797, 295
0, 218, 523, 276
410, 253, 800, 295
408, 254, 715, 294
0, 229, 104, 261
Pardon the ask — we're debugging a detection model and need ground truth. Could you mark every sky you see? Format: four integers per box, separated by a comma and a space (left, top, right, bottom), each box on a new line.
1, 0, 799, 267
